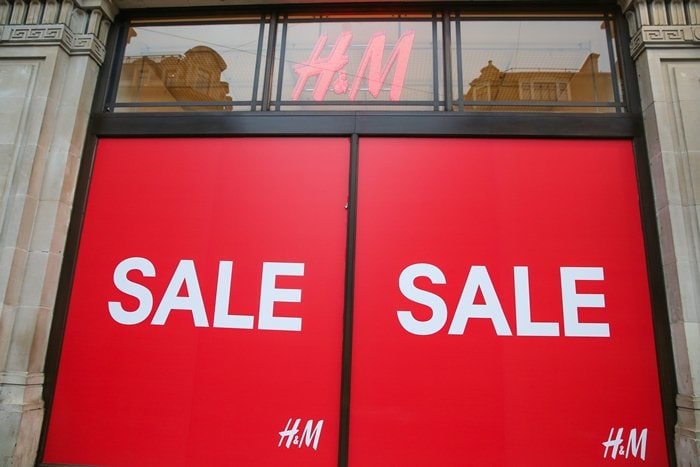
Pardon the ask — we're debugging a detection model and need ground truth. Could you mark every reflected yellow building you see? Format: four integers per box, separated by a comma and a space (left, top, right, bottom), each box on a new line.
117, 45, 233, 111
464, 53, 614, 112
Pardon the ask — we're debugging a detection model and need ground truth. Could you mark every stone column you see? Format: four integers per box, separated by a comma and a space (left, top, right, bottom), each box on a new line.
619, 0, 700, 464
0, 0, 115, 464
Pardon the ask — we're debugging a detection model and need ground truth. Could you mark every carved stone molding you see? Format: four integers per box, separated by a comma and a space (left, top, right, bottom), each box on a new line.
0, 0, 115, 64
619, 0, 700, 58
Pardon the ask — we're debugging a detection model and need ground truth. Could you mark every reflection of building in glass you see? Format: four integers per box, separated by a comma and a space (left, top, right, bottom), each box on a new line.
118, 46, 233, 111
464, 53, 613, 111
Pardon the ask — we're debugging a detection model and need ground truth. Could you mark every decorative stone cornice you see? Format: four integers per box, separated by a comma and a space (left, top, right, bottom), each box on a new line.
619, 0, 700, 58
0, 0, 117, 64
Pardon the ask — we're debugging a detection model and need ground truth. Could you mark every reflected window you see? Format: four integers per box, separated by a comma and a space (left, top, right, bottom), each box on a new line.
518, 81, 570, 101
114, 20, 268, 112
453, 18, 622, 112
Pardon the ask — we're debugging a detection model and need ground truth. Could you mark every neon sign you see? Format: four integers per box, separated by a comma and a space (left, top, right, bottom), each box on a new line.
292, 30, 415, 101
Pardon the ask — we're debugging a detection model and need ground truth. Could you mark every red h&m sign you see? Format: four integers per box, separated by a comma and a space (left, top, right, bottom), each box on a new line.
292, 31, 415, 101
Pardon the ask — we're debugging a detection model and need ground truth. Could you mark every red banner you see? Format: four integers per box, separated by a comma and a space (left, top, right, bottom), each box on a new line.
44, 138, 350, 466
350, 138, 666, 465
45, 137, 667, 466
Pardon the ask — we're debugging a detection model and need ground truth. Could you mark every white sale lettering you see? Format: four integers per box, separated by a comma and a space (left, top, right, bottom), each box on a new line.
397, 264, 608, 337
108, 257, 305, 331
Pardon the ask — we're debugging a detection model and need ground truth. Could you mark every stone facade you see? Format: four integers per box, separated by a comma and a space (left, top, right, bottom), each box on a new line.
619, 0, 700, 464
0, 0, 698, 465
0, 0, 114, 465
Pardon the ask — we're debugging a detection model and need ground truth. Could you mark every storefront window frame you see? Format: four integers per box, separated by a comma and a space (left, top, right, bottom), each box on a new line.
39, 3, 678, 467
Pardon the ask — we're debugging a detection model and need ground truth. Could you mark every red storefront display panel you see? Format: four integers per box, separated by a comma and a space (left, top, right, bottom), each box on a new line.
44, 138, 349, 466
350, 138, 667, 466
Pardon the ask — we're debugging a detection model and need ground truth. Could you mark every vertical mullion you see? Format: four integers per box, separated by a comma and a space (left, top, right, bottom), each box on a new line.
614, 9, 640, 115
274, 16, 289, 111
338, 134, 359, 467
261, 12, 278, 111
455, 12, 464, 112
604, 12, 623, 112
442, 10, 452, 111
250, 14, 267, 111
431, 12, 440, 111
101, 21, 129, 112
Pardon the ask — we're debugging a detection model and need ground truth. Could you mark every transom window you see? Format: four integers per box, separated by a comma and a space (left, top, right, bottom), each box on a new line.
110, 9, 623, 113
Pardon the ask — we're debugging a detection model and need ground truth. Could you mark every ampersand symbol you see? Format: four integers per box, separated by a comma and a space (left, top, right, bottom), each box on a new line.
332, 71, 349, 95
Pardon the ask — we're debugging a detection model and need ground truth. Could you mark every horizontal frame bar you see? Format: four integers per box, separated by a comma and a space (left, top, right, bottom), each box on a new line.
89, 111, 638, 138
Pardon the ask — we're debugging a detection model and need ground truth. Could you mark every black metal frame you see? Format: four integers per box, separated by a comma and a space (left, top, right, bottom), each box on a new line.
339, 134, 360, 466
38, 2, 677, 467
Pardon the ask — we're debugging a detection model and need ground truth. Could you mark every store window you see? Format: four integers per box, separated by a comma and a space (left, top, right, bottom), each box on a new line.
114, 19, 269, 111
110, 11, 623, 113
453, 17, 622, 112
270, 14, 442, 110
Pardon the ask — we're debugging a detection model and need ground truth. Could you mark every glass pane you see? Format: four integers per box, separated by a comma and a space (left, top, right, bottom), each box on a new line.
115, 21, 267, 112
273, 18, 441, 110
453, 19, 621, 112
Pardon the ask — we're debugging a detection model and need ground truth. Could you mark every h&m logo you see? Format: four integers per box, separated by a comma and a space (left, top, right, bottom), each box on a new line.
292, 31, 415, 102
278, 418, 324, 451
